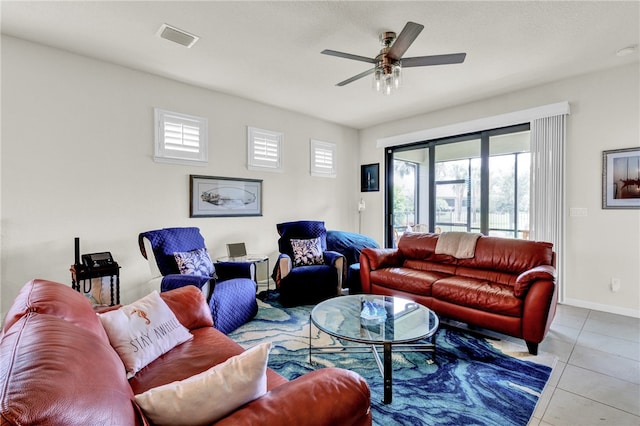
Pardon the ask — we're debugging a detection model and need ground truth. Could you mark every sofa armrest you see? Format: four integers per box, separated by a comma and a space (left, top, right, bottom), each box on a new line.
515, 265, 555, 298
215, 368, 371, 426
359, 248, 402, 294
360, 248, 402, 270
522, 277, 558, 346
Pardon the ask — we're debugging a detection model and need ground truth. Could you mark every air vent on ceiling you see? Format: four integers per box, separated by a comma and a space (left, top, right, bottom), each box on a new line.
157, 23, 199, 48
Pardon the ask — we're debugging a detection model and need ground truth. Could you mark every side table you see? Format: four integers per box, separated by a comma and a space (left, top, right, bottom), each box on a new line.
70, 263, 120, 306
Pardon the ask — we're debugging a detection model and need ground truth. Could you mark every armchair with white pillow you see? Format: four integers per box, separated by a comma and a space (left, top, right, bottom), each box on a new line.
138, 227, 257, 334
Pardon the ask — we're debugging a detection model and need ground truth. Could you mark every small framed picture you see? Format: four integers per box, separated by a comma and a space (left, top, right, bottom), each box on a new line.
190, 175, 263, 217
602, 147, 640, 209
361, 163, 379, 192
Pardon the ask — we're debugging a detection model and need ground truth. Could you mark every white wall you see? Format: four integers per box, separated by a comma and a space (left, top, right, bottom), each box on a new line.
0, 36, 360, 316
2, 35, 638, 319
359, 63, 640, 317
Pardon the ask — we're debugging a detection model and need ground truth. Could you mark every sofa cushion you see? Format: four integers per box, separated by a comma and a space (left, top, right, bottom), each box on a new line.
1, 279, 110, 343
0, 313, 140, 426
134, 342, 271, 426
403, 259, 457, 275
432, 276, 523, 317
453, 266, 518, 287
457, 237, 554, 274
129, 327, 287, 395
159, 285, 214, 329
398, 232, 457, 264
98, 290, 193, 378
370, 268, 449, 296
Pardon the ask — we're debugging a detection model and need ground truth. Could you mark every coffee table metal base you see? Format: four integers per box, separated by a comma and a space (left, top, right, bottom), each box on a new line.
309, 318, 436, 404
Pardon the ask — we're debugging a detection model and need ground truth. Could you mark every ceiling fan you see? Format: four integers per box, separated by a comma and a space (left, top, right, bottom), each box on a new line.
321, 21, 466, 93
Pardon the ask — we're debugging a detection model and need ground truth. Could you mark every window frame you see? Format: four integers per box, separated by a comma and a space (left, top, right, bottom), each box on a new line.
310, 139, 337, 178
154, 108, 208, 166
247, 126, 283, 172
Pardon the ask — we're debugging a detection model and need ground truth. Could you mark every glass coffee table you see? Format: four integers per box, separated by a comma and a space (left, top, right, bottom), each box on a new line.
309, 294, 439, 404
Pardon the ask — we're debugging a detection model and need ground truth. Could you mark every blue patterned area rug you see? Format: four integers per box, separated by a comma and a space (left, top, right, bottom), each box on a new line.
229, 299, 554, 426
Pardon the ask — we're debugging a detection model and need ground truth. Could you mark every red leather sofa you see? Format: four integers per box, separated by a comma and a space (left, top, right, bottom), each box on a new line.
360, 232, 557, 354
0, 279, 372, 425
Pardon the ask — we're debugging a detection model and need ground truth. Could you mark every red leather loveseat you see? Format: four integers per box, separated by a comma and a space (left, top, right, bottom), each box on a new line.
360, 232, 557, 354
0, 279, 371, 425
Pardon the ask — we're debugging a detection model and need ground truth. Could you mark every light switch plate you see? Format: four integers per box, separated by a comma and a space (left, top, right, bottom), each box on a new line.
569, 208, 588, 217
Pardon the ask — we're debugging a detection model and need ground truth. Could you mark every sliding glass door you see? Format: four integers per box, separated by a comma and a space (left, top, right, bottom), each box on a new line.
386, 124, 530, 247
434, 138, 481, 233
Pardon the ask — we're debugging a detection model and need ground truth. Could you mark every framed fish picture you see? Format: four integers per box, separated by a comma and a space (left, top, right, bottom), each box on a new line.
602, 147, 640, 209
190, 175, 263, 217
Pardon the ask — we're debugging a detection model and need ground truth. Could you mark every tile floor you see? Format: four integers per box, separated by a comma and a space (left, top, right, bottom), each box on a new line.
524, 304, 640, 425
260, 280, 640, 425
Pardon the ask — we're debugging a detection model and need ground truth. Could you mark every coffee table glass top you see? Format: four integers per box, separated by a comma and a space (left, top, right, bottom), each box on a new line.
310, 295, 439, 344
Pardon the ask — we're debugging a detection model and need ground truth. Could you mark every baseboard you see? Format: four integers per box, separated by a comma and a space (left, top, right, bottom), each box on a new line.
562, 298, 640, 318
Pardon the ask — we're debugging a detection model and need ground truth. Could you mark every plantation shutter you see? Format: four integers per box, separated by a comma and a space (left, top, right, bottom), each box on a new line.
248, 127, 282, 171
154, 108, 208, 165
310, 140, 336, 177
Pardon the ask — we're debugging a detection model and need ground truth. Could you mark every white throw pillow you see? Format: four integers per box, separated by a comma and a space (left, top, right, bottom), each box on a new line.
98, 290, 193, 378
134, 342, 272, 426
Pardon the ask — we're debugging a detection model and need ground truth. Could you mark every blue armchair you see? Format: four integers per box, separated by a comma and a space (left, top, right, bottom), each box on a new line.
138, 227, 257, 334
272, 221, 345, 306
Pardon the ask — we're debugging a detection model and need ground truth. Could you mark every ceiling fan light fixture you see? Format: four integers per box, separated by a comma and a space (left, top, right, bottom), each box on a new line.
372, 68, 383, 91
373, 62, 402, 95
393, 63, 402, 89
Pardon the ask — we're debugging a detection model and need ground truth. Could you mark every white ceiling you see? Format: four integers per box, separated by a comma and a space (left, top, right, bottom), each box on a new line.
2, 1, 638, 129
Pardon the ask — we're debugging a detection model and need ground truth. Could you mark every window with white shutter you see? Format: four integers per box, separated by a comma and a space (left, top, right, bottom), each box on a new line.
154, 108, 208, 165
310, 139, 336, 178
248, 127, 282, 171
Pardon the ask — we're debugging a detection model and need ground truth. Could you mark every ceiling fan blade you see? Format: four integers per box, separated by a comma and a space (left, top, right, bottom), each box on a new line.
387, 21, 424, 60
336, 68, 375, 86
402, 53, 467, 67
321, 49, 376, 64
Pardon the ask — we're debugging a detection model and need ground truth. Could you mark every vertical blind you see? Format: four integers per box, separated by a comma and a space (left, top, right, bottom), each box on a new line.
530, 114, 566, 301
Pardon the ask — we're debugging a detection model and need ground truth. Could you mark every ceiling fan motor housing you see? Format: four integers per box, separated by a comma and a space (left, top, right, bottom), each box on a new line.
379, 31, 397, 47
378, 31, 399, 74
